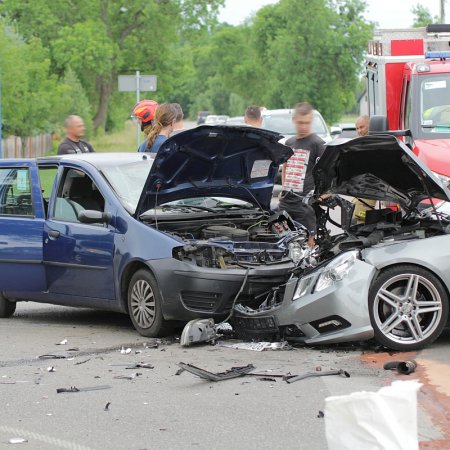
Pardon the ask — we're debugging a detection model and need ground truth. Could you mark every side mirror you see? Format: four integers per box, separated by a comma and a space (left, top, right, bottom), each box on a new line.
78, 210, 112, 224
330, 126, 342, 137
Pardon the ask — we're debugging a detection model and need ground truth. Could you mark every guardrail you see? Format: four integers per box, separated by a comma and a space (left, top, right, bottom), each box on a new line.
1, 133, 52, 158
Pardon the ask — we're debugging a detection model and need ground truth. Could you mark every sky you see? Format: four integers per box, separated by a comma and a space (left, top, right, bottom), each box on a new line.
218, 0, 444, 28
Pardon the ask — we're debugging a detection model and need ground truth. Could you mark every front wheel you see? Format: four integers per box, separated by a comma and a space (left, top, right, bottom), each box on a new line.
0, 293, 16, 318
127, 269, 171, 337
369, 265, 449, 350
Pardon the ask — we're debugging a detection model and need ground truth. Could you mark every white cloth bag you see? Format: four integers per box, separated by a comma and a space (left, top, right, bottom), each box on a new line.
325, 380, 422, 450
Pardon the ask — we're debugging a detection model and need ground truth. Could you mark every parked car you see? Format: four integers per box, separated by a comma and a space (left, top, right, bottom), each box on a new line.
204, 115, 229, 125
0, 126, 308, 337
330, 123, 358, 139
196, 111, 210, 125
262, 109, 332, 143
225, 116, 245, 126
232, 134, 450, 350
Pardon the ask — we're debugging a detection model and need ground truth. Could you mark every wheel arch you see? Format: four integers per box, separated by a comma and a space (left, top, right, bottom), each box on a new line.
120, 260, 156, 313
370, 262, 450, 316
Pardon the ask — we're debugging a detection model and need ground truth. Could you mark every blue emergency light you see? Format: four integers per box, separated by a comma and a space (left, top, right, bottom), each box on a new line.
425, 51, 450, 60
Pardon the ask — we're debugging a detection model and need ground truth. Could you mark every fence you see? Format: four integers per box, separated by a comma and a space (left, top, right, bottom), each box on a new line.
1, 133, 53, 159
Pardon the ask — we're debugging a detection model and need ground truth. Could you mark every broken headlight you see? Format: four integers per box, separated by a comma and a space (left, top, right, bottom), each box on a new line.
314, 250, 359, 292
288, 239, 308, 264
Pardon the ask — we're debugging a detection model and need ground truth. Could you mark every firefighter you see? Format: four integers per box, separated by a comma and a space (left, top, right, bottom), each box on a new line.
132, 99, 159, 152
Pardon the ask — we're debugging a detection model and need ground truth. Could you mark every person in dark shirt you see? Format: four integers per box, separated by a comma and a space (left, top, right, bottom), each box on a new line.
244, 105, 263, 128
57, 115, 95, 155
279, 102, 325, 246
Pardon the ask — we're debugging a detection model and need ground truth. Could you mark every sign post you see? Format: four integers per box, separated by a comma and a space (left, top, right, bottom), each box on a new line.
118, 72, 157, 150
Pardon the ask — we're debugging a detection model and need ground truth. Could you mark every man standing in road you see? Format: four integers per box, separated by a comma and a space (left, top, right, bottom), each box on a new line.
57, 115, 95, 155
280, 102, 325, 246
244, 105, 263, 128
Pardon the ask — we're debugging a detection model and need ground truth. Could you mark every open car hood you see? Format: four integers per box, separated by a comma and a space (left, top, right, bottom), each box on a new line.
314, 135, 450, 208
135, 125, 292, 216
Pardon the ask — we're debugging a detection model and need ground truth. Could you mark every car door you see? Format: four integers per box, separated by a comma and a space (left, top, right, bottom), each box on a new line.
43, 166, 116, 300
0, 162, 47, 291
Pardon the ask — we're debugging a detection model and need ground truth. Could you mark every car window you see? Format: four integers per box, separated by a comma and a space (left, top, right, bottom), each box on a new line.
38, 166, 58, 217
262, 111, 328, 136
53, 168, 105, 223
0, 167, 34, 217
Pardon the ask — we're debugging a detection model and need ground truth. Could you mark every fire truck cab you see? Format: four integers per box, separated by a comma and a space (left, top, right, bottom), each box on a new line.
366, 25, 450, 185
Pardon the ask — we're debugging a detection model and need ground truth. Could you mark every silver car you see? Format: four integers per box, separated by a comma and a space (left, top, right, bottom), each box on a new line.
232, 135, 450, 350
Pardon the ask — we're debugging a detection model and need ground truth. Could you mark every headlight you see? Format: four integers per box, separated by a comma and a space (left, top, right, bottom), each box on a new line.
288, 239, 308, 264
293, 274, 315, 300
314, 251, 359, 293
432, 171, 450, 189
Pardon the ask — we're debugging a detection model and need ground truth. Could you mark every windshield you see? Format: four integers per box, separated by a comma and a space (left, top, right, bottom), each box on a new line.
421, 74, 450, 133
100, 158, 153, 213
262, 111, 328, 136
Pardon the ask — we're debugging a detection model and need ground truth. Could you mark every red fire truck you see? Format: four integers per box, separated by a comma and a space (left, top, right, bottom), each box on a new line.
366, 25, 450, 186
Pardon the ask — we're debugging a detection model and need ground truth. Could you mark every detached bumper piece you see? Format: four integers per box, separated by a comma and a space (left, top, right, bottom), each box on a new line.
177, 362, 255, 382
285, 369, 350, 384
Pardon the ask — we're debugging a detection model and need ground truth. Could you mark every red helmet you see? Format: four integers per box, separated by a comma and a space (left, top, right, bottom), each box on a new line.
132, 100, 158, 124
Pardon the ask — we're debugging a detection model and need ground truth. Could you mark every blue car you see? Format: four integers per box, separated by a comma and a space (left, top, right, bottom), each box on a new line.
0, 126, 305, 336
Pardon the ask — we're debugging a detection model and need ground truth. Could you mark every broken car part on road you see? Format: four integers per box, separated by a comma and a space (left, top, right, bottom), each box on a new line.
176, 362, 255, 382
285, 369, 350, 384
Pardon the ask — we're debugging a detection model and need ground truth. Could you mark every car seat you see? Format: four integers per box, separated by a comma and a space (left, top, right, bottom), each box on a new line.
68, 177, 104, 211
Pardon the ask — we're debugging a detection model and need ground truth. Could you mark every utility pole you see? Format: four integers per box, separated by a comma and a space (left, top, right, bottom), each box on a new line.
0, 67, 2, 159
441, 0, 446, 23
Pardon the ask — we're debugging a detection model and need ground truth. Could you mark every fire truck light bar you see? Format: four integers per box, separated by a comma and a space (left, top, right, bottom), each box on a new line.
425, 51, 450, 60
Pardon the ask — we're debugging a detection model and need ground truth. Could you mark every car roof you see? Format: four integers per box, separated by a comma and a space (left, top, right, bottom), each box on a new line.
37, 152, 148, 168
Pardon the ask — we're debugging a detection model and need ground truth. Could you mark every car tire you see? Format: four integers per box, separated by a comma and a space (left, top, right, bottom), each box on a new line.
0, 293, 16, 318
127, 269, 171, 337
369, 265, 449, 350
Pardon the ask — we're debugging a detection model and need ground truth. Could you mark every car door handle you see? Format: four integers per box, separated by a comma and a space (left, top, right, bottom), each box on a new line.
48, 230, 60, 239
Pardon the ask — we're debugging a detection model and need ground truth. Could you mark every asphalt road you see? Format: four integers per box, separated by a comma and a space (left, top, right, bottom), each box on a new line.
0, 302, 449, 450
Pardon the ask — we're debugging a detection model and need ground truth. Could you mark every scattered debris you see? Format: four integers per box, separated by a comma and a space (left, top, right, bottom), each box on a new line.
317, 410, 325, 418
135, 350, 142, 354
113, 373, 142, 380
383, 360, 417, 375
175, 368, 185, 376
74, 359, 91, 366
144, 343, 159, 349
177, 362, 255, 382
38, 352, 71, 360
56, 339, 68, 345
285, 369, 350, 384
257, 377, 277, 382
180, 318, 217, 347
120, 347, 132, 355
217, 341, 291, 352
125, 363, 154, 370
104, 402, 111, 411
8, 438, 28, 444
56, 385, 111, 393
46, 367, 56, 373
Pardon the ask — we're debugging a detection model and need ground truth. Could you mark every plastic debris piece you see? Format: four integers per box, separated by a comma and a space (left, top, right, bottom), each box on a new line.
46, 367, 56, 373
285, 369, 350, 384
120, 347, 132, 355
56, 384, 111, 393
383, 360, 417, 375
56, 339, 67, 345
175, 368, 185, 376
317, 410, 324, 418
125, 363, 154, 370
74, 359, 91, 366
135, 350, 142, 354
38, 352, 70, 359
8, 438, 28, 444
325, 380, 422, 450
104, 402, 111, 411
114, 373, 142, 380
177, 362, 255, 382
217, 341, 291, 351
257, 377, 277, 382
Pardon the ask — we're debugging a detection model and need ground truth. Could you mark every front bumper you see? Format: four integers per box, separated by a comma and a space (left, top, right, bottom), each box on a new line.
233, 259, 377, 345
147, 258, 294, 321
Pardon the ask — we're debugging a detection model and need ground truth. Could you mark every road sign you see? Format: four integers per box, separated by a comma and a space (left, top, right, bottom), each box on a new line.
118, 74, 157, 92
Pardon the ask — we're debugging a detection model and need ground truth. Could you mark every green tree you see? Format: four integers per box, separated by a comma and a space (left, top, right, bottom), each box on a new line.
1, 0, 224, 131
0, 21, 60, 138
411, 3, 438, 27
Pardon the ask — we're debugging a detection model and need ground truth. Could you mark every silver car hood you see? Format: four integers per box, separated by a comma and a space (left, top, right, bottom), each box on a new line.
313, 134, 450, 208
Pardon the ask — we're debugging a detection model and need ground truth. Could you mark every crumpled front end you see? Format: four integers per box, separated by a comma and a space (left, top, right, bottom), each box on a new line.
232, 252, 377, 345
